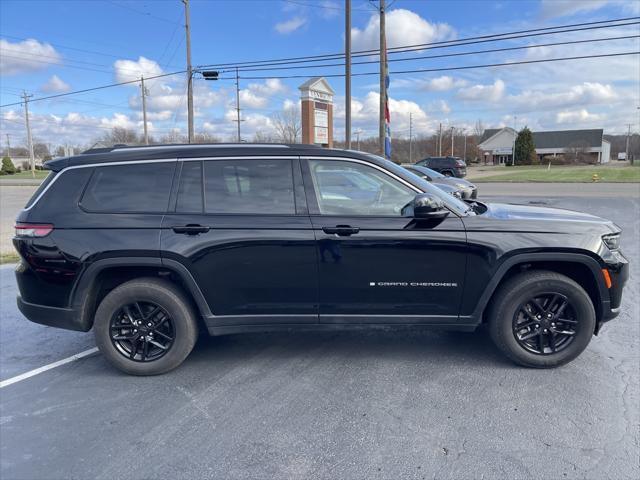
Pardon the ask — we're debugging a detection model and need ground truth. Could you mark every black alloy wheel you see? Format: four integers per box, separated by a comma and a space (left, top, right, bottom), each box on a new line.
512, 293, 578, 355
110, 301, 175, 362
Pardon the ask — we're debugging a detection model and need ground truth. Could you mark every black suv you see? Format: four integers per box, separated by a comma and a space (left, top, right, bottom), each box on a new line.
14, 144, 628, 375
415, 156, 467, 177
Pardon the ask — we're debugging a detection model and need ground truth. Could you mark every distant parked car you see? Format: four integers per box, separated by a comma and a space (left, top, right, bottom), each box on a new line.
403, 164, 478, 199
415, 156, 467, 178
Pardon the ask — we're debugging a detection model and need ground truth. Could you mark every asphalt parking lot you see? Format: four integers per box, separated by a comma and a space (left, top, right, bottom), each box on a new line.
0, 189, 638, 479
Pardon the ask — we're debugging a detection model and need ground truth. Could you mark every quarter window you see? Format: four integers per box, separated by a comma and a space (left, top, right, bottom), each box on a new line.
80, 162, 175, 213
203, 159, 295, 214
308, 160, 415, 216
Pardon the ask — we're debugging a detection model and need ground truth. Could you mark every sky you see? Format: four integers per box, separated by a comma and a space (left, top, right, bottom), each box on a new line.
0, 0, 639, 148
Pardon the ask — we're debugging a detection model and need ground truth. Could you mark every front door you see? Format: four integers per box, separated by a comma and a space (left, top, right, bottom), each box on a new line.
161, 157, 317, 325
302, 158, 467, 324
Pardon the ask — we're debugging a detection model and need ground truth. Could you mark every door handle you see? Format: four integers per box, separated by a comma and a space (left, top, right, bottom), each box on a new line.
322, 225, 360, 236
172, 224, 210, 235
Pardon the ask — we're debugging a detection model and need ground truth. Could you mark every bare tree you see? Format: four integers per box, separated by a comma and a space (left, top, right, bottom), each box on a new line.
160, 130, 187, 144
193, 132, 221, 144
252, 131, 275, 143
101, 127, 140, 146
272, 109, 301, 144
564, 141, 592, 164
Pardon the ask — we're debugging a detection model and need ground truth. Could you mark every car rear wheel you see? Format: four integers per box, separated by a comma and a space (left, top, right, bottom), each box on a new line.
442, 171, 453, 177
488, 270, 595, 368
94, 278, 198, 375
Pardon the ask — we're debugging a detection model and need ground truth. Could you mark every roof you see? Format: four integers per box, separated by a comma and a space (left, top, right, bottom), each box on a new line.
479, 128, 604, 149
45, 143, 372, 171
532, 129, 603, 149
298, 77, 335, 94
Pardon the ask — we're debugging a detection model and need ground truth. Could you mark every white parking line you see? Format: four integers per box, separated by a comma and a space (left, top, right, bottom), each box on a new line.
0, 347, 99, 389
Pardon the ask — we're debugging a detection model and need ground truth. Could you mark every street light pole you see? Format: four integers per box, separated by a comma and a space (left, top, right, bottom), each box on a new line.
140, 76, 149, 145
378, 0, 386, 156
21, 91, 35, 177
409, 112, 413, 163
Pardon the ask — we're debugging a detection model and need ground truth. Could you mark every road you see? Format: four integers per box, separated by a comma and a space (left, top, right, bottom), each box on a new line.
0, 192, 638, 479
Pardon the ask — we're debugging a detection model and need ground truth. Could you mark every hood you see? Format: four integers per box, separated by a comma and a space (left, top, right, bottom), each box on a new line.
433, 178, 474, 188
484, 202, 620, 233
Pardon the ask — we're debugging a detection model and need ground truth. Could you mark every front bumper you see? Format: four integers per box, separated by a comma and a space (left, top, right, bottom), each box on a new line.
17, 296, 88, 332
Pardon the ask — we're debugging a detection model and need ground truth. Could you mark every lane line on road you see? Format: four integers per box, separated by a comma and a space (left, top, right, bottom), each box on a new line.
0, 347, 99, 389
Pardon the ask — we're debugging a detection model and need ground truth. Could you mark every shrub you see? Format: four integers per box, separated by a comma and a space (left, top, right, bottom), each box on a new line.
1, 156, 16, 175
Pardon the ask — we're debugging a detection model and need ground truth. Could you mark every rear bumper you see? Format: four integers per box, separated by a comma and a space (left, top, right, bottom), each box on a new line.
17, 296, 88, 332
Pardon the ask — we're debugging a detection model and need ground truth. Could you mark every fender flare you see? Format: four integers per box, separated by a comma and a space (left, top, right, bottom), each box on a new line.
69, 257, 212, 330
466, 252, 609, 323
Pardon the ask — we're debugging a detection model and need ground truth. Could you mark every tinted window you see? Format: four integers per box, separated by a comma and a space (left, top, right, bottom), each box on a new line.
25, 171, 56, 208
204, 159, 295, 214
308, 160, 415, 216
176, 161, 203, 213
81, 162, 175, 213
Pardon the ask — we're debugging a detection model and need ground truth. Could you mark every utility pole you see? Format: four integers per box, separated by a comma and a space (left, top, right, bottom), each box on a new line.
355, 129, 362, 150
512, 115, 517, 166
450, 126, 454, 156
21, 91, 35, 177
183, 0, 194, 144
345, 0, 352, 149
235, 67, 241, 142
378, 0, 386, 156
140, 76, 149, 145
625, 123, 632, 162
438, 122, 442, 156
5, 133, 10, 158
408, 112, 413, 163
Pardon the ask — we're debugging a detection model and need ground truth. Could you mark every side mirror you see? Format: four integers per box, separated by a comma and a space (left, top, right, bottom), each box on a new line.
402, 193, 449, 219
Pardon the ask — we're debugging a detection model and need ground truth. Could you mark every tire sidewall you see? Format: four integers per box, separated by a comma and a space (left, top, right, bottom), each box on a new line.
492, 275, 595, 368
94, 281, 197, 375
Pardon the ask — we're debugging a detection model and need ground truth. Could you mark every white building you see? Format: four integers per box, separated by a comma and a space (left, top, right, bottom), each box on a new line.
478, 128, 611, 164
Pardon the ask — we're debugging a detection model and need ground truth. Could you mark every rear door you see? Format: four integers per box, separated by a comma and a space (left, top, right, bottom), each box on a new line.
302, 157, 467, 324
161, 157, 318, 325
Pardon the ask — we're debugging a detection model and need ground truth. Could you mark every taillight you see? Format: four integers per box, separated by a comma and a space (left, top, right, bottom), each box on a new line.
15, 223, 54, 237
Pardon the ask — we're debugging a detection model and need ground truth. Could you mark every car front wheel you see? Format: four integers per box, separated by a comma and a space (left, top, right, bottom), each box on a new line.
94, 278, 198, 375
488, 270, 596, 368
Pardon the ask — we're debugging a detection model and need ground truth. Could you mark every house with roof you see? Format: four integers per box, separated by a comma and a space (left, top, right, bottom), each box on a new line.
477, 128, 611, 165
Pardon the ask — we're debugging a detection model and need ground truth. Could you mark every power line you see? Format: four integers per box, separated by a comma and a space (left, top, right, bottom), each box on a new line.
197, 17, 639, 69
0, 71, 186, 108
105, 0, 182, 25
237, 51, 640, 80
232, 34, 639, 73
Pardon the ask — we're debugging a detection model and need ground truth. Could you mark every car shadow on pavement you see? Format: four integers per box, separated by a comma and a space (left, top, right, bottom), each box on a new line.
185, 327, 515, 370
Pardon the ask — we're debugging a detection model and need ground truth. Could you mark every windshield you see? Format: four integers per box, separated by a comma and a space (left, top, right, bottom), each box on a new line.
411, 165, 445, 179
359, 153, 473, 215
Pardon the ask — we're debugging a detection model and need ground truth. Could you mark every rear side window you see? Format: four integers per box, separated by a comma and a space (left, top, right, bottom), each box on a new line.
203, 159, 295, 214
25, 171, 56, 208
80, 162, 175, 213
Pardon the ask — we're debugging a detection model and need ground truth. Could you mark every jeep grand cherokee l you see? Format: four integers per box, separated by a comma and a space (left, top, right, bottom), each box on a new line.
14, 144, 628, 375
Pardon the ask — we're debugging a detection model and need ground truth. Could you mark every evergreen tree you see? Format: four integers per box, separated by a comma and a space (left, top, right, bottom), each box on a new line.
514, 127, 538, 165
1, 156, 16, 175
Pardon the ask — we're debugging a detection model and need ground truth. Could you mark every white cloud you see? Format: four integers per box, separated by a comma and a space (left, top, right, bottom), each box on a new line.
421, 76, 467, 92
275, 17, 307, 34
457, 79, 505, 102
113, 56, 164, 84
555, 109, 603, 124
539, 0, 638, 19
351, 9, 455, 51
239, 78, 288, 109
509, 82, 618, 110
0, 38, 61, 75
40, 75, 70, 93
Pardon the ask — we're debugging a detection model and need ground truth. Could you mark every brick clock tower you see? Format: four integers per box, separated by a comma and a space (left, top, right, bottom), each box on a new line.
299, 77, 334, 148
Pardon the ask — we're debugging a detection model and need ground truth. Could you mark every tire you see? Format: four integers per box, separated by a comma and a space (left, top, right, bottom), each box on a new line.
94, 278, 198, 375
488, 270, 595, 368
443, 171, 453, 177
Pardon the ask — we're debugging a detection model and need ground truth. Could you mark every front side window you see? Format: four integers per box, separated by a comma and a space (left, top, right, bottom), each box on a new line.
80, 162, 175, 213
308, 160, 415, 216
204, 159, 295, 214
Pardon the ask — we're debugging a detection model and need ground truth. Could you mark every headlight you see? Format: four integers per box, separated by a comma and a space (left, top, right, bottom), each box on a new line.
602, 233, 620, 250
452, 191, 462, 198
455, 183, 467, 189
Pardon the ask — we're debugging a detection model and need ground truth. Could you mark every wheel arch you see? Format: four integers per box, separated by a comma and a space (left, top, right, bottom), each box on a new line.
70, 257, 211, 331
470, 252, 609, 326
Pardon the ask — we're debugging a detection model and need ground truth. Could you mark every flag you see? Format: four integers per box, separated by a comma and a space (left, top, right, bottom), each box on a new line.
383, 37, 391, 159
